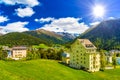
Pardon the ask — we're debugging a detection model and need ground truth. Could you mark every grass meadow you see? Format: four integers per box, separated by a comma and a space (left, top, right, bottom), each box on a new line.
0, 59, 120, 80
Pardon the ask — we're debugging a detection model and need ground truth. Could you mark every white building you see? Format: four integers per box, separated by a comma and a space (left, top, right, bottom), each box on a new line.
69, 39, 100, 72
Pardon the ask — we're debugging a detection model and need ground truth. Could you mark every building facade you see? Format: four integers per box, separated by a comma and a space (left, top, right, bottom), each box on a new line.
12, 47, 27, 60
62, 52, 70, 64
105, 52, 113, 64
69, 39, 100, 72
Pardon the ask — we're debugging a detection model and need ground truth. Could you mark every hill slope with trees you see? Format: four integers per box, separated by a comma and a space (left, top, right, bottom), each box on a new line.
80, 19, 120, 50
0, 32, 47, 46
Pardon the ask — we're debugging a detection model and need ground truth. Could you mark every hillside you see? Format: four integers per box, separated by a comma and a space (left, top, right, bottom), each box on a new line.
24, 29, 74, 44
0, 32, 46, 46
80, 19, 120, 50
0, 33, 3, 36
0, 59, 120, 80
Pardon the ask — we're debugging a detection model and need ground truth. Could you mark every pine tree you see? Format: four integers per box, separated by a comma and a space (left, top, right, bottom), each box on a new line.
0, 47, 2, 60
100, 50, 106, 71
112, 52, 117, 68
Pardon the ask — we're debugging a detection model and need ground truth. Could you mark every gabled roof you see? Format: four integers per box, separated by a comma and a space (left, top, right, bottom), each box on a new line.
78, 39, 96, 49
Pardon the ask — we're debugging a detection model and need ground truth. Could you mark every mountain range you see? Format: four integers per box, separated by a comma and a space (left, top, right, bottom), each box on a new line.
0, 29, 78, 46
1, 19, 120, 49
24, 29, 78, 44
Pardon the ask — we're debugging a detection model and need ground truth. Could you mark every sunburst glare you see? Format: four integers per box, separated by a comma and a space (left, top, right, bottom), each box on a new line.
93, 5, 105, 18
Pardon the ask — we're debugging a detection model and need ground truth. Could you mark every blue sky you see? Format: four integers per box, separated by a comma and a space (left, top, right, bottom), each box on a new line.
0, 0, 120, 34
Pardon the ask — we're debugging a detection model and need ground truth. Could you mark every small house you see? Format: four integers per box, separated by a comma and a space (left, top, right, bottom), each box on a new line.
12, 46, 27, 60
105, 52, 113, 63
62, 52, 70, 64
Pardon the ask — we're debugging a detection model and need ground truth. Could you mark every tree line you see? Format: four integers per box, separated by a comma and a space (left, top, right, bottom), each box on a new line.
26, 48, 63, 60
100, 50, 117, 71
0, 47, 8, 60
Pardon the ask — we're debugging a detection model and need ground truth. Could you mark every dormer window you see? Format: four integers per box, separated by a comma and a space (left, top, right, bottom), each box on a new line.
85, 44, 94, 48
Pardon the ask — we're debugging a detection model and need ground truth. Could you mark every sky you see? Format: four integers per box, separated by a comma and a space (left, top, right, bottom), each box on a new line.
0, 0, 120, 34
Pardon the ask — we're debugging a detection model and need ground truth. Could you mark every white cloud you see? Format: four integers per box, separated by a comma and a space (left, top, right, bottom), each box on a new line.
107, 17, 115, 20
0, 0, 14, 5
90, 21, 100, 26
0, 0, 39, 7
15, 7, 35, 18
89, 17, 116, 27
0, 21, 29, 34
0, 16, 9, 23
35, 17, 55, 23
38, 17, 89, 34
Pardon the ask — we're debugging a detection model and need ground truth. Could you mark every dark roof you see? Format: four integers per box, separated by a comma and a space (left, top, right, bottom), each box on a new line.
12, 46, 27, 50
78, 39, 96, 49
62, 52, 70, 57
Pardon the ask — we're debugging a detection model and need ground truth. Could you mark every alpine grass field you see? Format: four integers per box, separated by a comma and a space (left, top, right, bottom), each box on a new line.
0, 59, 120, 80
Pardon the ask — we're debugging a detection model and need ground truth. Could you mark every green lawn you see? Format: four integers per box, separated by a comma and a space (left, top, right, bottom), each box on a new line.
0, 59, 120, 80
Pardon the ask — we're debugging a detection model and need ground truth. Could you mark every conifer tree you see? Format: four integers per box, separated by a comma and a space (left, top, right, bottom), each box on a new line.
112, 52, 117, 68
100, 50, 106, 71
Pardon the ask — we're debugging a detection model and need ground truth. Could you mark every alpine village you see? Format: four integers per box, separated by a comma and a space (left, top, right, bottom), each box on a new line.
0, 19, 120, 80
1, 0, 120, 79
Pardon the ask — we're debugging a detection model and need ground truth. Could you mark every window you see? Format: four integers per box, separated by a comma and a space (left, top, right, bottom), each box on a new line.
76, 62, 79, 64
84, 61, 86, 64
15, 55, 17, 57
93, 57, 96, 60
76, 50, 79, 53
96, 65, 98, 68
86, 44, 94, 48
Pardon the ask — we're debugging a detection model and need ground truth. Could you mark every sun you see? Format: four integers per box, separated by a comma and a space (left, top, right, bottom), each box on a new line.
93, 5, 105, 18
